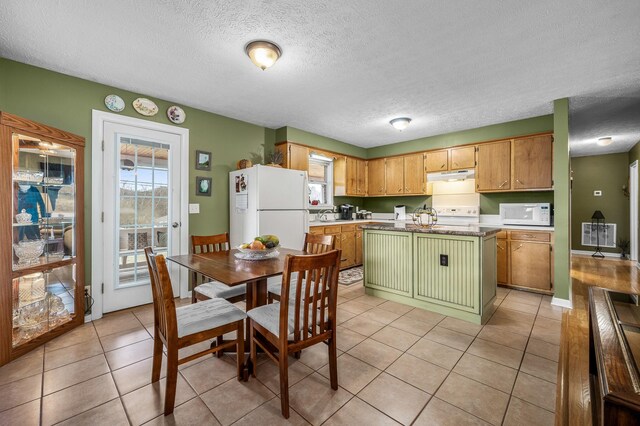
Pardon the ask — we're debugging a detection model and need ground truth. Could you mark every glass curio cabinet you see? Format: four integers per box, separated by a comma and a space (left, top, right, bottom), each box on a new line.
0, 112, 85, 367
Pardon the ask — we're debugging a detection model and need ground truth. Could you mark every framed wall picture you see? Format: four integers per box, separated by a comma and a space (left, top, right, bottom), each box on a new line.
196, 176, 212, 196
195, 150, 211, 170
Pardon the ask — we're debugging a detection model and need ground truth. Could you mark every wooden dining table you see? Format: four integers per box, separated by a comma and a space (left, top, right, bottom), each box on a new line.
166, 247, 307, 372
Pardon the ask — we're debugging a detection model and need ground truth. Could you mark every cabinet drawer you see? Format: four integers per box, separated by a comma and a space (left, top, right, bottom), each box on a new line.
341, 224, 356, 232
323, 225, 341, 234
496, 231, 507, 239
510, 231, 551, 242
309, 226, 325, 235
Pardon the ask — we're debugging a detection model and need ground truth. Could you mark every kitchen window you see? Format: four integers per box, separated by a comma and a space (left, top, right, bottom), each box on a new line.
308, 154, 333, 208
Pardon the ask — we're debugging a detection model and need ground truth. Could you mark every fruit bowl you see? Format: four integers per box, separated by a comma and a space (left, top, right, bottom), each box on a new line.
235, 244, 280, 260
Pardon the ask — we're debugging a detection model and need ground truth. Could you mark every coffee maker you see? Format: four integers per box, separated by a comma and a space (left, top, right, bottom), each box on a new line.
339, 204, 354, 220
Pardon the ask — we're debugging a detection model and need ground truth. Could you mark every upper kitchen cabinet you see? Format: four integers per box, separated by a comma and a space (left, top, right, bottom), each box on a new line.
449, 146, 476, 170
476, 140, 511, 192
385, 157, 404, 195
513, 134, 553, 190
425, 149, 448, 172
403, 153, 425, 194
0, 112, 85, 367
355, 158, 367, 195
276, 142, 309, 171
335, 155, 367, 196
367, 158, 386, 196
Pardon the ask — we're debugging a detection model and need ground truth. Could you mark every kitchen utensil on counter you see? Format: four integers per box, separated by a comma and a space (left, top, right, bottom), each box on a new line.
412, 207, 438, 228
394, 205, 407, 220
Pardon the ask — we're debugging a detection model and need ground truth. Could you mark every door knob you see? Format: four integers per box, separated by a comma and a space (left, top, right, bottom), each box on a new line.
172, 222, 179, 228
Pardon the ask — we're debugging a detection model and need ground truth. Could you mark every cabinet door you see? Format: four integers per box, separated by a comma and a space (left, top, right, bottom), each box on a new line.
367, 158, 386, 195
356, 159, 367, 195
510, 242, 551, 290
449, 146, 476, 170
385, 157, 404, 195
497, 238, 508, 284
403, 153, 424, 194
288, 144, 309, 171
341, 231, 355, 268
425, 150, 449, 172
355, 229, 363, 265
345, 157, 357, 195
363, 231, 413, 296
513, 135, 553, 190
476, 140, 511, 191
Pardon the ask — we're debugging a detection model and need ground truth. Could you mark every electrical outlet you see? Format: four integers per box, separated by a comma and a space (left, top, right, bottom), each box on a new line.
440, 254, 449, 266
189, 203, 200, 214
594, 190, 602, 196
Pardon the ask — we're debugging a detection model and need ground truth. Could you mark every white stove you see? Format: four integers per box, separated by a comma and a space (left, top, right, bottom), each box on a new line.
434, 205, 480, 226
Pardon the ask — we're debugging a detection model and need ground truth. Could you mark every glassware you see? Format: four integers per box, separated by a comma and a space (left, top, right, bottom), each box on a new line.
18, 273, 46, 306
15, 209, 32, 224
13, 239, 45, 265
13, 170, 44, 183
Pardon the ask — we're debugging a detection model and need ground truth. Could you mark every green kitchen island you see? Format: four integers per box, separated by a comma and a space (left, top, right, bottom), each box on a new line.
361, 223, 501, 324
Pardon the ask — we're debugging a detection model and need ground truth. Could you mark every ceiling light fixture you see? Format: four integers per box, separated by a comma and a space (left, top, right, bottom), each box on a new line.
390, 117, 412, 131
245, 40, 282, 70
597, 137, 613, 146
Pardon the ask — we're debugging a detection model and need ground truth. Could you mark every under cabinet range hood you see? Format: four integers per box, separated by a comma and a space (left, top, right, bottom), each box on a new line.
426, 169, 475, 182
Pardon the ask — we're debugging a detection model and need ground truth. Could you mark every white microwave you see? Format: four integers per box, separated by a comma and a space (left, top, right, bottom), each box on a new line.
499, 203, 551, 226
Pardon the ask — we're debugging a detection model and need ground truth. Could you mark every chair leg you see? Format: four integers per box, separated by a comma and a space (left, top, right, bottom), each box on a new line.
164, 346, 179, 416
236, 321, 245, 381
279, 347, 290, 419
328, 332, 338, 390
151, 329, 163, 383
249, 321, 257, 378
216, 335, 224, 358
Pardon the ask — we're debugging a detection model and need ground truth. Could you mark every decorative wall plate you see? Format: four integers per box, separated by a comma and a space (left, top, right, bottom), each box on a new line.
104, 94, 125, 112
132, 98, 159, 116
167, 105, 186, 124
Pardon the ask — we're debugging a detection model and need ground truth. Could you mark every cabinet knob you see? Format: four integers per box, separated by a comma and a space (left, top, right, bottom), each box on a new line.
516, 179, 524, 185
513, 244, 524, 251
498, 180, 508, 188
441, 163, 446, 168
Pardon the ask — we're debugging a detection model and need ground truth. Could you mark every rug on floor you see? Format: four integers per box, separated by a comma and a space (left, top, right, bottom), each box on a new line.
339, 266, 363, 286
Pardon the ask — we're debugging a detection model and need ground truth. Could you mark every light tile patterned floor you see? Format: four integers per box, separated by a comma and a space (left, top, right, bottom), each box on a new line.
0, 285, 562, 425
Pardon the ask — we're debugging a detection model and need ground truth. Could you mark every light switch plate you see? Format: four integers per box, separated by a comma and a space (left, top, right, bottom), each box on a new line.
189, 203, 200, 214
594, 190, 602, 196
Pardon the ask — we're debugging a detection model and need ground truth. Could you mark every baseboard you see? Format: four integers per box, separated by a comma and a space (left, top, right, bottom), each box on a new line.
551, 296, 573, 309
571, 249, 621, 259
84, 314, 92, 323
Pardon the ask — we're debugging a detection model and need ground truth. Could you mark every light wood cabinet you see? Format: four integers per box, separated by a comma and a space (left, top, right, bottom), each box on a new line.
385, 157, 404, 195
449, 146, 476, 170
341, 231, 356, 268
498, 230, 553, 293
403, 153, 424, 194
497, 237, 508, 285
367, 158, 386, 196
355, 229, 363, 265
355, 159, 366, 195
513, 135, 553, 190
476, 140, 511, 191
425, 150, 448, 172
276, 142, 309, 171
346, 156, 357, 195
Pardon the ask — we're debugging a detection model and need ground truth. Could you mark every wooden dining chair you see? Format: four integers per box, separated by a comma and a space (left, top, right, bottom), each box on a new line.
267, 233, 335, 303
191, 233, 247, 304
144, 247, 247, 415
248, 250, 341, 418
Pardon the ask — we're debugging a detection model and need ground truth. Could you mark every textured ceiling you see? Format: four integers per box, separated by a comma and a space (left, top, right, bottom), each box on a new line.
1, 1, 639, 148
570, 90, 640, 157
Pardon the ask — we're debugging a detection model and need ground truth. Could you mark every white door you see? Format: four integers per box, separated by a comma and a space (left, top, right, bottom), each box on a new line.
102, 122, 182, 312
257, 210, 308, 250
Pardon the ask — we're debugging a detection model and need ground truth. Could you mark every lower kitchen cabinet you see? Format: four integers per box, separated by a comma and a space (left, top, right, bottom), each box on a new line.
363, 230, 413, 297
340, 230, 356, 268
355, 229, 363, 265
309, 224, 365, 270
497, 230, 553, 294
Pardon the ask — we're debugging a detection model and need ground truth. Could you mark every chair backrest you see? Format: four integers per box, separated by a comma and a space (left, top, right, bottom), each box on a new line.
279, 250, 341, 344
191, 233, 230, 254
303, 233, 335, 254
144, 247, 177, 343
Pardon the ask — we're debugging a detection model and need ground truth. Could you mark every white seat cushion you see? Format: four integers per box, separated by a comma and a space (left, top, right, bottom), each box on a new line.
247, 303, 301, 338
195, 281, 246, 300
176, 298, 246, 338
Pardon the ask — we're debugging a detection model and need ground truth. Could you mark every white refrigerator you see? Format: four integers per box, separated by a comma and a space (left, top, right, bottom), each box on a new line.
229, 165, 309, 250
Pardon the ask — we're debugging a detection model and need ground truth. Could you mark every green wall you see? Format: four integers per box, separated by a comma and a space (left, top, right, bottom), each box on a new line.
571, 153, 629, 254
367, 115, 554, 158
553, 99, 571, 302
0, 58, 274, 284
277, 126, 368, 158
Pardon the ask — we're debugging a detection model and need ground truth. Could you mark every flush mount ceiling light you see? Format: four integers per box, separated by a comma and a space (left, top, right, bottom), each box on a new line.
597, 137, 613, 146
390, 117, 412, 131
245, 40, 282, 70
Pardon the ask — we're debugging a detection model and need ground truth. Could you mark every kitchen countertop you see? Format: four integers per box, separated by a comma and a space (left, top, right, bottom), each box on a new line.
359, 222, 502, 237
310, 219, 554, 232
